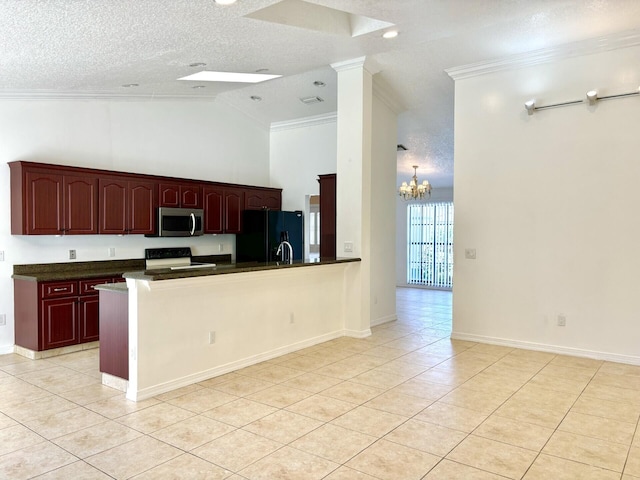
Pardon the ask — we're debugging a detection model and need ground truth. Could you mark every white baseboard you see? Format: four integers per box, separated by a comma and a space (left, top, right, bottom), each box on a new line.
343, 328, 372, 339
451, 332, 640, 366
0, 345, 16, 355
128, 329, 345, 401
370, 314, 397, 328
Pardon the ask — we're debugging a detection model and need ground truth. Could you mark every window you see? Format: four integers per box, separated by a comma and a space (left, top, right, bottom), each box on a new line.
407, 202, 454, 288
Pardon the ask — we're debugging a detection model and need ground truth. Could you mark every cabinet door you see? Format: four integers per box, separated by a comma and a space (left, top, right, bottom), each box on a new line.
79, 294, 100, 343
262, 191, 282, 210
181, 185, 202, 209
128, 180, 157, 235
41, 297, 78, 349
225, 188, 243, 234
25, 171, 64, 234
244, 190, 265, 211
64, 174, 98, 234
99, 178, 128, 234
158, 183, 180, 208
319, 174, 337, 259
203, 186, 224, 234
244, 188, 281, 211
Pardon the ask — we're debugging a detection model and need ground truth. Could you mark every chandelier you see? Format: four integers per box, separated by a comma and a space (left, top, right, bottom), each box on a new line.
398, 165, 431, 200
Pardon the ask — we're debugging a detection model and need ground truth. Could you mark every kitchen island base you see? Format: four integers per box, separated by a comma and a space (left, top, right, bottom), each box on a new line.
124, 260, 364, 401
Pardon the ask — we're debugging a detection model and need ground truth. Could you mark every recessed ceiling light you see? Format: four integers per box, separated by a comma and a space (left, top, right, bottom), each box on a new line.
214, 0, 237, 5
189, 62, 206, 68
313, 81, 326, 87
122, 83, 139, 87
178, 71, 281, 83
382, 30, 398, 39
300, 96, 324, 105
250, 96, 262, 102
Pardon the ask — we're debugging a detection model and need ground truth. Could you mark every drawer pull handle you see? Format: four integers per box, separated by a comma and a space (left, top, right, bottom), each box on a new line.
53, 288, 68, 292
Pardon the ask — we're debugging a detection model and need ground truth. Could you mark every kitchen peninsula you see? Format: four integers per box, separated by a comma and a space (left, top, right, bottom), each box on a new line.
102, 257, 362, 401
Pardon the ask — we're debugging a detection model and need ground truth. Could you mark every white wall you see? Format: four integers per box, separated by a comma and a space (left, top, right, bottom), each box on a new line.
0, 98, 271, 352
270, 116, 337, 212
395, 187, 454, 287
452, 45, 640, 363
370, 95, 398, 325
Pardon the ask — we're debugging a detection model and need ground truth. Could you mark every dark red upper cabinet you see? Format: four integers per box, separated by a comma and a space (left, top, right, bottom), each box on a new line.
203, 186, 224, 234
224, 188, 243, 234
9, 163, 98, 235
64, 174, 98, 234
203, 186, 243, 234
159, 182, 202, 209
99, 177, 156, 235
244, 188, 282, 211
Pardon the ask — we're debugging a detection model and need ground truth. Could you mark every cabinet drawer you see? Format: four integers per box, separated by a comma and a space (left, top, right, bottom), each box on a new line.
40, 281, 78, 299
79, 277, 115, 295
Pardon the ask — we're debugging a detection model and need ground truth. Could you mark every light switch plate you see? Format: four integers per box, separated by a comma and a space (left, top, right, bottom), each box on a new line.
0, 314, 6, 326
0, 251, 4, 262
464, 248, 476, 259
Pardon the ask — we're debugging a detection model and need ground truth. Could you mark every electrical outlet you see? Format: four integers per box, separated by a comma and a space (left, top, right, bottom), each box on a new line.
557, 315, 566, 327
465, 248, 476, 259
0, 250, 4, 262
208, 331, 216, 344
0, 314, 6, 326
108, 247, 116, 257
69, 249, 76, 260
344, 241, 353, 253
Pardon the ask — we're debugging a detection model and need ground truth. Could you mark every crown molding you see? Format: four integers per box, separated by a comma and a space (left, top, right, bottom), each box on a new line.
0, 90, 218, 101
331, 56, 381, 76
446, 28, 640, 81
270, 112, 337, 132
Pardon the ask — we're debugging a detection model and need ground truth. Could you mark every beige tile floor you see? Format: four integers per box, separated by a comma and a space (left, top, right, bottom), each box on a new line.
1, 288, 640, 479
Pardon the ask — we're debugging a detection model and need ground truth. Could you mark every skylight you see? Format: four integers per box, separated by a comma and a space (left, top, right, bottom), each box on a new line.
245, 0, 395, 38
178, 71, 282, 83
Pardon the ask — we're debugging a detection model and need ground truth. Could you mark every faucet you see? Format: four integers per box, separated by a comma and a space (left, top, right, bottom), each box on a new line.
276, 241, 293, 264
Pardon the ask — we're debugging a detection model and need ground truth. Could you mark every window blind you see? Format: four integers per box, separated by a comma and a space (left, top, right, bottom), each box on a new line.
407, 202, 454, 288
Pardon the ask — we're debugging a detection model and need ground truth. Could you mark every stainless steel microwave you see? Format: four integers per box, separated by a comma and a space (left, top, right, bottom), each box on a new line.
151, 207, 204, 237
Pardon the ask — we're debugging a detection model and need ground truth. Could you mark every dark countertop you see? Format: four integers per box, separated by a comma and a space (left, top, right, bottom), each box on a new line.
123, 257, 361, 281
95, 282, 129, 293
12, 259, 145, 282
12, 256, 360, 283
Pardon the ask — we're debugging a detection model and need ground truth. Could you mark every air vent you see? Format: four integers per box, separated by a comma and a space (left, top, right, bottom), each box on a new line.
300, 96, 324, 105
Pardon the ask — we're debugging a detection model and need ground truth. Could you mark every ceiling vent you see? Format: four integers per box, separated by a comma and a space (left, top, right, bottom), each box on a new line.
300, 96, 324, 105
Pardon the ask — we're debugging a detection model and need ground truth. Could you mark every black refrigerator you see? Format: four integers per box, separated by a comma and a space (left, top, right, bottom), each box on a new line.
236, 210, 304, 263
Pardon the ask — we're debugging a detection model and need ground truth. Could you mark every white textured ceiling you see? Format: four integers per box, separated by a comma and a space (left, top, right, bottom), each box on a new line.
1, 0, 640, 187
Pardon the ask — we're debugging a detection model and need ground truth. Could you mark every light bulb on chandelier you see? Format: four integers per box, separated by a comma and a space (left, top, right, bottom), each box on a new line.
399, 165, 431, 200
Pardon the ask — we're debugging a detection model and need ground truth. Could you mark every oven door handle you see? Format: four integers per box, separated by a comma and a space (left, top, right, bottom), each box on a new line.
189, 213, 196, 236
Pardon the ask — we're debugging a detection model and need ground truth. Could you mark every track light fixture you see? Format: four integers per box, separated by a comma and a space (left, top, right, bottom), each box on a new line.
524, 99, 535, 115
524, 85, 639, 115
